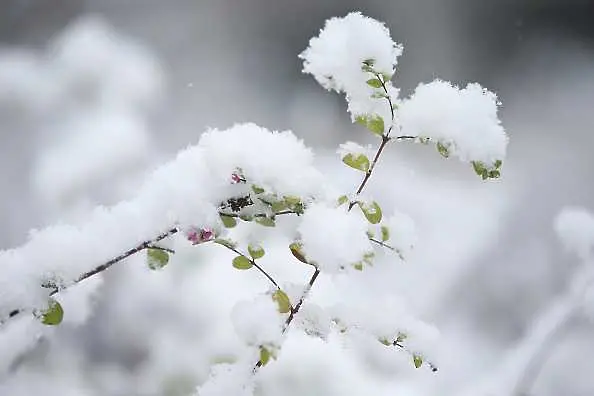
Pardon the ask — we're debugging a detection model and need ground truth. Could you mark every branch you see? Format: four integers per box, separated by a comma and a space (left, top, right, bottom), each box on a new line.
216, 243, 282, 291
369, 237, 404, 260
0, 227, 179, 326
254, 77, 397, 370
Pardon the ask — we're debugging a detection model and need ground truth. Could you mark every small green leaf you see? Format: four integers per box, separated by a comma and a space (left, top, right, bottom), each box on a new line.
337, 195, 349, 207
366, 78, 383, 88
355, 115, 368, 126
494, 159, 502, 169
248, 244, 265, 260
251, 184, 265, 194
220, 214, 237, 228
255, 217, 275, 227
259, 346, 271, 366
342, 153, 370, 173
214, 238, 236, 249
396, 332, 407, 343
239, 214, 253, 222
366, 230, 374, 239
488, 169, 501, 179
436, 142, 450, 158
371, 91, 389, 99
359, 201, 383, 224
289, 242, 308, 264
271, 200, 288, 212
413, 354, 423, 369
379, 337, 392, 346
147, 248, 170, 270
272, 289, 292, 313
472, 161, 490, 180
367, 114, 385, 136
353, 262, 364, 271
381, 226, 390, 242
40, 298, 64, 325
232, 255, 253, 270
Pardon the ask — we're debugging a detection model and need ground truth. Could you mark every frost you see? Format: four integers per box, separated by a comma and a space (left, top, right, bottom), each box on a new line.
398, 80, 508, 166
300, 12, 402, 120
298, 203, 372, 273
554, 207, 594, 260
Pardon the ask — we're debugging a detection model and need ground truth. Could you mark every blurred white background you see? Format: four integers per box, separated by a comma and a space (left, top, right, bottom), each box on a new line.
1, 1, 594, 395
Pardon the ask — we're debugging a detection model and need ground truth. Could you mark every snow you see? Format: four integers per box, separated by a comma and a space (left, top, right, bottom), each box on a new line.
300, 12, 402, 121
0, 123, 324, 320
398, 80, 508, 167
298, 203, 372, 273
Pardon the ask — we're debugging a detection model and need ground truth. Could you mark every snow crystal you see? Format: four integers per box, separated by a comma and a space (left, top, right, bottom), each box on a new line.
298, 203, 372, 273
554, 207, 594, 261
398, 80, 508, 166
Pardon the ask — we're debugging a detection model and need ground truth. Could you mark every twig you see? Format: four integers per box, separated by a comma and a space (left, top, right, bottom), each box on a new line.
217, 243, 282, 291
369, 238, 404, 261
0, 227, 179, 326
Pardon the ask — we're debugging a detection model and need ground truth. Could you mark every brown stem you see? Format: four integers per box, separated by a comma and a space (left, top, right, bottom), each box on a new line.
0, 227, 179, 325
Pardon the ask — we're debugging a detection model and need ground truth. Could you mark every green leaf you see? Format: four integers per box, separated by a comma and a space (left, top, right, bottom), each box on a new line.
471, 161, 489, 180
359, 201, 383, 224
239, 214, 253, 222
147, 248, 170, 270
337, 195, 349, 207
494, 159, 502, 169
355, 115, 368, 127
436, 142, 450, 158
488, 169, 501, 179
289, 242, 308, 264
413, 354, 423, 369
220, 214, 237, 228
248, 244, 265, 260
232, 255, 253, 270
255, 217, 276, 227
40, 298, 64, 325
396, 332, 407, 343
367, 114, 385, 136
271, 200, 288, 213
214, 238, 236, 249
259, 346, 271, 366
272, 290, 292, 313
353, 262, 364, 271
251, 184, 265, 194
366, 78, 383, 88
379, 337, 392, 346
342, 153, 370, 173
381, 226, 390, 242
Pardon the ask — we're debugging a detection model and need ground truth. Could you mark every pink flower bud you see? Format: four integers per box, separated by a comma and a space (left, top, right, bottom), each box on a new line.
186, 226, 215, 245
230, 173, 242, 184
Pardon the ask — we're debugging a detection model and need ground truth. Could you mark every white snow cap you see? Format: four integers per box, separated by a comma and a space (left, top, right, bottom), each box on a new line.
300, 12, 402, 120
298, 203, 372, 273
398, 80, 508, 166
554, 207, 594, 260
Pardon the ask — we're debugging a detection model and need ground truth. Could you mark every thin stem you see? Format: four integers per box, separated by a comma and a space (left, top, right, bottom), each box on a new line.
254, 77, 397, 370
392, 341, 438, 372
369, 238, 404, 260
0, 227, 179, 326
217, 243, 282, 291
